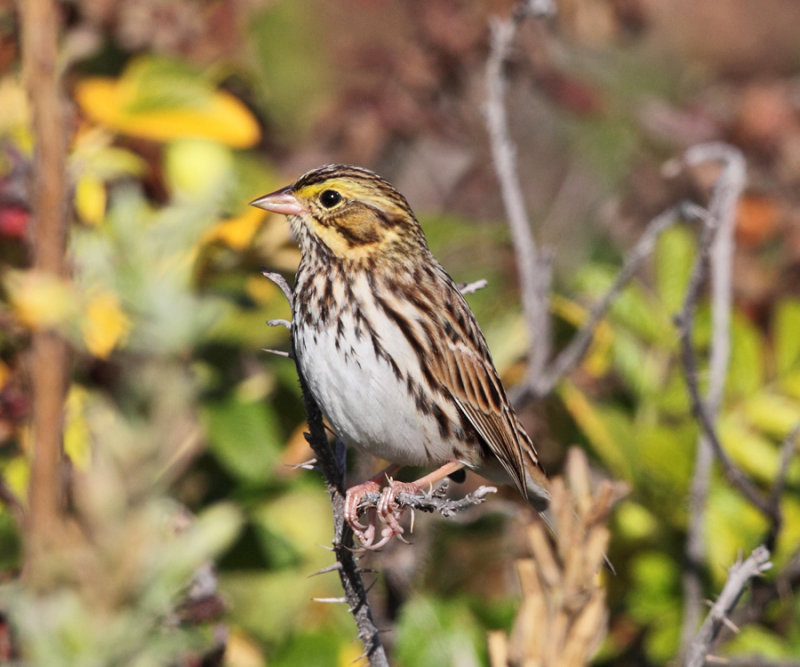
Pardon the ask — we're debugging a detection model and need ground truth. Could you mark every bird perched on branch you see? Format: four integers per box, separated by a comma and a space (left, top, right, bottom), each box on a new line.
252, 164, 550, 548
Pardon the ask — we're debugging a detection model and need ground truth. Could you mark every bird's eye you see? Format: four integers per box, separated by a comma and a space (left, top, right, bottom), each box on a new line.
319, 189, 342, 208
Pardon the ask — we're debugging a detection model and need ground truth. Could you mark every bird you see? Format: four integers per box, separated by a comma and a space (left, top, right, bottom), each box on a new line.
251, 164, 550, 548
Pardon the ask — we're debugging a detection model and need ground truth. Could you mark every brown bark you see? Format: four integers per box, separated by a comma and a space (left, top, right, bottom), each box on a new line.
18, 0, 70, 568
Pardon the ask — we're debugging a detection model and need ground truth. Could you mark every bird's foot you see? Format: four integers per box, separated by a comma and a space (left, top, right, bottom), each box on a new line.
346, 478, 420, 551
344, 479, 381, 545
377, 480, 420, 539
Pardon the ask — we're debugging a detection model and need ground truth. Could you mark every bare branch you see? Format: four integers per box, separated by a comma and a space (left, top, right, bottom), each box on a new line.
677, 144, 751, 653
684, 546, 772, 667
485, 2, 701, 405
676, 238, 774, 520
358, 479, 497, 518
485, 1, 555, 388
19, 0, 71, 569
524, 202, 705, 400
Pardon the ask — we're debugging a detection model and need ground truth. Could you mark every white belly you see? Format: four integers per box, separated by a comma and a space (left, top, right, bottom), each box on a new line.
294, 317, 461, 466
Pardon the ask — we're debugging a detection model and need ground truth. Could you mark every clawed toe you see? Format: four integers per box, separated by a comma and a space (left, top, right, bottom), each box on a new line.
377, 480, 420, 538
345, 479, 420, 550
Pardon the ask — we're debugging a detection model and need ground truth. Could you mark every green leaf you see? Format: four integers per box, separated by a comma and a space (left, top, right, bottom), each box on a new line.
655, 224, 696, 315
395, 596, 485, 667
609, 283, 667, 344
203, 396, 283, 482
627, 551, 681, 661
776, 496, 800, 565
719, 414, 782, 482
723, 625, 800, 660
741, 392, 800, 440
637, 423, 694, 495
705, 482, 768, 586
559, 382, 635, 481
727, 312, 765, 399
611, 329, 660, 397
124, 57, 212, 114
615, 501, 658, 540
248, 1, 330, 136
775, 299, 800, 376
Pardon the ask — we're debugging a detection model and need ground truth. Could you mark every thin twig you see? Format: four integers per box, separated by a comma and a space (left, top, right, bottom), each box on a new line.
457, 279, 489, 296
677, 144, 749, 653
485, 0, 556, 388
676, 233, 774, 520
19, 0, 70, 570
684, 546, 772, 667
262, 270, 294, 308
359, 480, 497, 518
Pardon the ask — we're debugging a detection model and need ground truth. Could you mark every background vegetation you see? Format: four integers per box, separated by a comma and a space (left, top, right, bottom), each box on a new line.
2, 0, 800, 665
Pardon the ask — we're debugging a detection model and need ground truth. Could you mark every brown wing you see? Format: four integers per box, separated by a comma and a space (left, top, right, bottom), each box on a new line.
429, 277, 539, 499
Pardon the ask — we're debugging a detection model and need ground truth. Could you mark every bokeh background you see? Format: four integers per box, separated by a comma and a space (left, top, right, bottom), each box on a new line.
2, 0, 800, 665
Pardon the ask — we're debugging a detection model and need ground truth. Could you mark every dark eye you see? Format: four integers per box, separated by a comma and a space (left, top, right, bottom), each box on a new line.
319, 189, 342, 208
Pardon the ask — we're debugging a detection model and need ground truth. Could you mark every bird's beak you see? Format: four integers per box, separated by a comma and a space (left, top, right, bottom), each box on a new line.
250, 186, 305, 215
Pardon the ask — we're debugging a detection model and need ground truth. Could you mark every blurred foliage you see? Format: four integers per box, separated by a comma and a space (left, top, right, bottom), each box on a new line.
2, 0, 800, 665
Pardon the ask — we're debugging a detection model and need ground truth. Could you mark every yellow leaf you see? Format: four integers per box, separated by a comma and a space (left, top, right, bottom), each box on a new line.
0, 76, 32, 152
5, 271, 77, 329
339, 643, 368, 667
223, 627, 265, 667
203, 207, 265, 250
0, 360, 10, 391
559, 380, 632, 480
75, 76, 260, 148
3, 455, 29, 506
551, 294, 613, 376
75, 173, 107, 225
244, 274, 281, 305
165, 139, 234, 199
82, 291, 131, 359
64, 386, 91, 470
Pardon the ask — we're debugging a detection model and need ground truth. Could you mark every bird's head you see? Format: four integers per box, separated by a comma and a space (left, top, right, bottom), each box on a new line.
251, 164, 428, 262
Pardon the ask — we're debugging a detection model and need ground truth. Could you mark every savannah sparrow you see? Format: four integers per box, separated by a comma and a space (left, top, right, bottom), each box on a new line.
251, 164, 549, 547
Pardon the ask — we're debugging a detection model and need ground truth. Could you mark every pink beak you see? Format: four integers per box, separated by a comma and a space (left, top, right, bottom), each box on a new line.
250, 186, 305, 216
